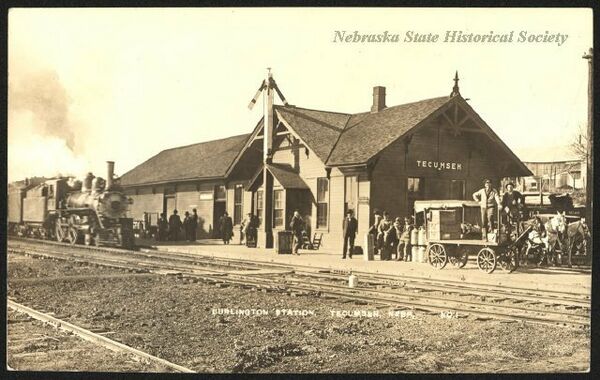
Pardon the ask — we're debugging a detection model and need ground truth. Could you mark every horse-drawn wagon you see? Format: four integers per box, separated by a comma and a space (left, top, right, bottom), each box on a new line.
414, 200, 519, 273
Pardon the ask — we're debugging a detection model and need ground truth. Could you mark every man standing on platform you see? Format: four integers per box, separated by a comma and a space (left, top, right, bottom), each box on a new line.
501, 183, 524, 233
289, 210, 304, 255
473, 179, 501, 235
157, 212, 168, 241
190, 209, 199, 242
342, 209, 358, 259
220, 211, 233, 244
168, 209, 182, 241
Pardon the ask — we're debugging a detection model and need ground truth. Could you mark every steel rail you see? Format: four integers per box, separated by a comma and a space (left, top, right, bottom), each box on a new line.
10, 237, 591, 298
7, 300, 195, 373
9, 239, 590, 307
8, 244, 590, 330
175, 272, 590, 330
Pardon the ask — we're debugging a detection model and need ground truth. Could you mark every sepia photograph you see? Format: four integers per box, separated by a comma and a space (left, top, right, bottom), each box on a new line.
5, 6, 594, 374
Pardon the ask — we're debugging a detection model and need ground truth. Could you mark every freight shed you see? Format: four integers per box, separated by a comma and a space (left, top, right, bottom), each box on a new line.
119, 132, 261, 239
120, 74, 532, 251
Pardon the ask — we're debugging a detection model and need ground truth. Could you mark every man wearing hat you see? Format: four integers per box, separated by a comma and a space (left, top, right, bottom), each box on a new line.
342, 209, 358, 259
501, 182, 524, 232
473, 179, 501, 234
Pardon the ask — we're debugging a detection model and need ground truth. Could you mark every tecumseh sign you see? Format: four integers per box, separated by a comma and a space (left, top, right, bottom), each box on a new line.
416, 160, 463, 171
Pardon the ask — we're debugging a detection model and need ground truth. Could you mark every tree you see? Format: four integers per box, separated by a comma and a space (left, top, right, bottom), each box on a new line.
570, 124, 588, 161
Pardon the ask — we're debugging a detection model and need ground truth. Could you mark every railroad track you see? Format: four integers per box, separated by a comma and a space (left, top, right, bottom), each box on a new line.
9, 237, 591, 303
8, 238, 590, 330
7, 300, 194, 372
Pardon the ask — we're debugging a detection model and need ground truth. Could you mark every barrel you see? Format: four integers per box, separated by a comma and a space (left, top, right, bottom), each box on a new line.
410, 228, 418, 245
276, 231, 293, 254
417, 227, 427, 246
411, 245, 419, 261
418, 246, 427, 263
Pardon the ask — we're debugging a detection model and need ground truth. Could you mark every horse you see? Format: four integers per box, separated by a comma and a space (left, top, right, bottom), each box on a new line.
521, 212, 567, 266
543, 212, 568, 264
565, 218, 590, 259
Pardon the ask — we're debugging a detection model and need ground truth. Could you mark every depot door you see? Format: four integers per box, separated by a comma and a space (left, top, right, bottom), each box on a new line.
163, 196, 176, 215
213, 201, 226, 238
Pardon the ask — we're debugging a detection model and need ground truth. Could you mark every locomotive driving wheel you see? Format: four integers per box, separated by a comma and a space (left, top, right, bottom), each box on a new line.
67, 227, 79, 245
477, 247, 497, 274
55, 220, 66, 242
427, 243, 448, 269
449, 246, 469, 268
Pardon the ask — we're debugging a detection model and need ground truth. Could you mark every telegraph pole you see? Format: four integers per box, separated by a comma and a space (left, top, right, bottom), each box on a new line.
582, 48, 593, 258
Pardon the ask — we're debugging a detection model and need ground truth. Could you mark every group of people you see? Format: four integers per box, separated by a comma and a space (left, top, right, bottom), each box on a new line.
339, 179, 527, 260
342, 208, 415, 261
157, 209, 199, 242
343, 209, 416, 261
219, 211, 260, 245
473, 179, 525, 234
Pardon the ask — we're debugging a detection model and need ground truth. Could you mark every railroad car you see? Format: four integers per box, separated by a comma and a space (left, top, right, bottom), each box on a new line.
7, 161, 134, 249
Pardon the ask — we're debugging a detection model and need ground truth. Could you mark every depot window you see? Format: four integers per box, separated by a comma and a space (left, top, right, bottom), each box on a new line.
407, 177, 424, 215
215, 185, 226, 201
450, 180, 465, 199
273, 190, 284, 228
234, 184, 243, 225
317, 177, 329, 228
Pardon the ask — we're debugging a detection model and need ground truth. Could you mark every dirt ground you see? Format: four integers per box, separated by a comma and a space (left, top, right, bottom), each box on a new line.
7, 254, 590, 373
7, 310, 170, 372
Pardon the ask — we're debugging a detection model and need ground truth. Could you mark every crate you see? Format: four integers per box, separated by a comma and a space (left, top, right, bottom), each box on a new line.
428, 230, 461, 241
276, 231, 293, 254
430, 209, 458, 224
427, 221, 461, 241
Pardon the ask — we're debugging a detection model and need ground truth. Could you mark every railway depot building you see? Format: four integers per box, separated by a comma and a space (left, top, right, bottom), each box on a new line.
120, 76, 531, 251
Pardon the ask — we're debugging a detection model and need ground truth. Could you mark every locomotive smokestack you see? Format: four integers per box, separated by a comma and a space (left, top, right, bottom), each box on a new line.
106, 161, 115, 190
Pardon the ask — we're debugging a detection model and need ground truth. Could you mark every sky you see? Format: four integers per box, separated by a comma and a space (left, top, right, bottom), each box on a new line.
7, 7, 593, 182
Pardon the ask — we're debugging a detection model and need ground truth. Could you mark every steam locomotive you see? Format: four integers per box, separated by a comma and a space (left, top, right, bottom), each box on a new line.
8, 161, 134, 249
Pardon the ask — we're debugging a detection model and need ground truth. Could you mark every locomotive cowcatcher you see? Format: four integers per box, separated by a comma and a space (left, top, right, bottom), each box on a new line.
8, 161, 134, 249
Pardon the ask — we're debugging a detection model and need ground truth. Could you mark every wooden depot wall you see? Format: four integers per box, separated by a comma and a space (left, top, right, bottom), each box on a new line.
123, 105, 521, 253
369, 117, 500, 222
124, 180, 226, 239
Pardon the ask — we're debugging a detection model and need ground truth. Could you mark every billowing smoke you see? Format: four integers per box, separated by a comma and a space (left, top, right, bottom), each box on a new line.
9, 69, 76, 150
8, 69, 88, 182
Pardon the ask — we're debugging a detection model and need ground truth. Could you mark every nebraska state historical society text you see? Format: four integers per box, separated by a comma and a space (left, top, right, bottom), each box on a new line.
333, 30, 569, 46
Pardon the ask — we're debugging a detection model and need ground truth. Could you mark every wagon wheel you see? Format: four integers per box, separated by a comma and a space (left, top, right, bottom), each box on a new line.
449, 246, 469, 268
499, 246, 518, 273
427, 243, 448, 270
477, 247, 497, 274
67, 227, 79, 245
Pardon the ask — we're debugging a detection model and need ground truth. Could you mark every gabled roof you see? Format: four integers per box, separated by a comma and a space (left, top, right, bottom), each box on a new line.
275, 95, 530, 176
274, 96, 451, 166
247, 163, 309, 191
326, 96, 450, 166
275, 107, 351, 163
267, 163, 309, 189
120, 134, 250, 187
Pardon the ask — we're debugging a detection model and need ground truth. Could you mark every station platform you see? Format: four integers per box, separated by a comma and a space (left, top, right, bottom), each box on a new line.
135, 238, 591, 295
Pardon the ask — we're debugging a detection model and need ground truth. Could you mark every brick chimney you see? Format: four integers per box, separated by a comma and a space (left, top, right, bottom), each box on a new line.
371, 86, 386, 113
